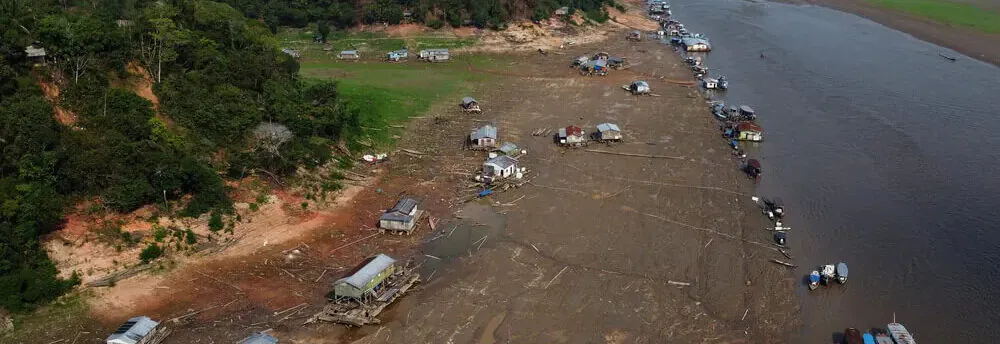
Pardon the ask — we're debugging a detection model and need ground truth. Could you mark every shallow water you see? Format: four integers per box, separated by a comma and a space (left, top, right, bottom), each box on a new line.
665, 0, 1000, 341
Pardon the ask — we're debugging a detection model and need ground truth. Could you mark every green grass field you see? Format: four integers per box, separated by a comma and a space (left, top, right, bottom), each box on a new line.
287, 28, 502, 145
869, 0, 1000, 33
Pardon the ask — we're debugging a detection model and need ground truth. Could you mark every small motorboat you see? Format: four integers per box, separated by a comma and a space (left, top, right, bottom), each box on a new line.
844, 328, 864, 344
762, 198, 784, 220
873, 330, 895, 344
863, 333, 876, 344
836, 262, 849, 284
820, 264, 836, 285
808, 270, 820, 290
743, 159, 761, 181
773, 231, 786, 246
887, 321, 916, 344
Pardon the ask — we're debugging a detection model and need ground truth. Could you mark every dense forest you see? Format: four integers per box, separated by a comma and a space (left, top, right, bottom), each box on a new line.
222, 0, 618, 31
0, 0, 361, 313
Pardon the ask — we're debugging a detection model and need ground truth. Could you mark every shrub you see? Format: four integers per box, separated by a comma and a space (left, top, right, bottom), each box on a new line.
427, 19, 444, 29
139, 243, 163, 263
208, 212, 224, 232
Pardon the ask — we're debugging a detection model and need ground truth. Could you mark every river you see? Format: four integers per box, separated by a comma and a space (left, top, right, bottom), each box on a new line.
664, 0, 1000, 342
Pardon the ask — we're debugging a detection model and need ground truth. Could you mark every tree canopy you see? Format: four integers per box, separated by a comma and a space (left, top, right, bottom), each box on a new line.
0, 0, 361, 312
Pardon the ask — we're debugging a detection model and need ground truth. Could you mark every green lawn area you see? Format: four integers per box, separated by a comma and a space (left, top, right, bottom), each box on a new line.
869, 0, 1000, 33
280, 27, 501, 145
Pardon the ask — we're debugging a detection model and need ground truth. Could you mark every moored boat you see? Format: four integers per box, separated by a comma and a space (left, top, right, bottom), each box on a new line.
820, 264, 835, 285
887, 321, 916, 344
836, 262, 849, 284
873, 331, 894, 344
863, 333, 876, 344
808, 270, 820, 290
844, 328, 864, 344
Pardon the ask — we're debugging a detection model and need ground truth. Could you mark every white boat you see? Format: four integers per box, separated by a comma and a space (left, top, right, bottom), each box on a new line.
820, 264, 835, 285
887, 321, 916, 344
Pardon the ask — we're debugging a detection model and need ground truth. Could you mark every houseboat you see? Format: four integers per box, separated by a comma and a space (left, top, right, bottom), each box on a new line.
702, 76, 728, 90
558, 125, 588, 146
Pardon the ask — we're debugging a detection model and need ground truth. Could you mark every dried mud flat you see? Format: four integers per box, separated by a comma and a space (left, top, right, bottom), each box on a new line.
17, 32, 799, 344
363, 39, 801, 343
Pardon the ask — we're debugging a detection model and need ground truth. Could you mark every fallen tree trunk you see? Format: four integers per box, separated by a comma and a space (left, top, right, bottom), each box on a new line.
584, 149, 685, 160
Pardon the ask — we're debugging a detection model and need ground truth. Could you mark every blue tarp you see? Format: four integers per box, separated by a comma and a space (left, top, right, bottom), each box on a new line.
863, 333, 876, 344
809, 273, 820, 283
478, 189, 493, 197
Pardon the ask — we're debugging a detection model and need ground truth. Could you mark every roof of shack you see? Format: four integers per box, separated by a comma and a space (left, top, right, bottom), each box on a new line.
335, 254, 396, 289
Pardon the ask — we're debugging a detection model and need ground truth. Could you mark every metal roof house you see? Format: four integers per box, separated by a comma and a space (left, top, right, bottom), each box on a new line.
596, 123, 623, 142
238, 332, 278, 344
558, 125, 587, 146
419, 49, 449, 62
338, 50, 360, 60
106, 316, 162, 344
469, 124, 498, 149
497, 142, 521, 156
483, 156, 518, 179
461, 97, 481, 113
386, 49, 408, 61
379, 197, 422, 233
735, 122, 762, 142
25, 45, 46, 66
333, 254, 397, 299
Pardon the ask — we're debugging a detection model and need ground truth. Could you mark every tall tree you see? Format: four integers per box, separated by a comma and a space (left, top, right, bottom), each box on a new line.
38, 14, 108, 83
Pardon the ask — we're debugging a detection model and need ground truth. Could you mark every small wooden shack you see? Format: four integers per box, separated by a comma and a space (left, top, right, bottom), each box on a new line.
483, 156, 518, 179
338, 50, 360, 60
106, 316, 169, 344
333, 254, 396, 299
419, 49, 449, 62
558, 125, 587, 146
596, 123, 623, 142
378, 197, 422, 234
460, 97, 481, 113
469, 124, 498, 149
25, 45, 46, 66
238, 332, 278, 344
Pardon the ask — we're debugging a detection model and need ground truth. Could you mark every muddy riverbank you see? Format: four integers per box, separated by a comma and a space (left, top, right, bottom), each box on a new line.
359, 37, 800, 343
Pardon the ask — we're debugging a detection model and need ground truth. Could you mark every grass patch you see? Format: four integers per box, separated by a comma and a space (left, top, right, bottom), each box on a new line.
2, 292, 92, 342
299, 52, 504, 145
869, 0, 1000, 33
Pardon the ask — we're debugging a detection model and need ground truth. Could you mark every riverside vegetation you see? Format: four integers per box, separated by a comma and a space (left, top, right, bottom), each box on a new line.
0, 0, 366, 315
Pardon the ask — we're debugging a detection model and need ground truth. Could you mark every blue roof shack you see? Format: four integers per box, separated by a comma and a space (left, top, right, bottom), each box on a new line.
239, 332, 278, 344
596, 123, 623, 142
387, 49, 408, 61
